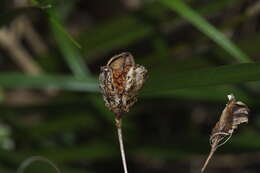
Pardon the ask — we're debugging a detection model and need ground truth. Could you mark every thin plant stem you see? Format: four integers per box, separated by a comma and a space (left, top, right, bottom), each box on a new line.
116, 119, 128, 173
17, 156, 60, 173
202, 133, 232, 172
201, 145, 216, 172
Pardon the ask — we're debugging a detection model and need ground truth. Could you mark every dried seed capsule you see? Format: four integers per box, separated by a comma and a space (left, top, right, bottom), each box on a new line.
201, 94, 250, 172
99, 52, 148, 173
99, 52, 148, 119
211, 94, 249, 142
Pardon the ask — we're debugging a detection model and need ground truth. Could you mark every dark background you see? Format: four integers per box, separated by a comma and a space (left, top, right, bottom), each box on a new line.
0, 0, 260, 173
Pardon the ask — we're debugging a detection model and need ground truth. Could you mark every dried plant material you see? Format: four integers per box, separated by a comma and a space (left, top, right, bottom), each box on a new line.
201, 94, 250, 172
99, 52, 148, 173
99, 52, 148, 123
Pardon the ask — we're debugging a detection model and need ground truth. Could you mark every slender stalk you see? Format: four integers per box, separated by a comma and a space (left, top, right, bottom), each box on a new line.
116, 119, 128, 173
201, 140, 217, 172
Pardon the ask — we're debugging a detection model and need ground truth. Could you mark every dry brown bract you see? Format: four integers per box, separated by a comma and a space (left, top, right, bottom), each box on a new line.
201, 94, 250, 172
99, 52, 148, 123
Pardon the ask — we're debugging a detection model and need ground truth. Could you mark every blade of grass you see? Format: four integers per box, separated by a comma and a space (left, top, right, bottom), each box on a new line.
0, 73, 98, 91
2, 1, 88, 77
1, 63, 260, 92
31, 0, 89, 78
143, 62, 260, 94
79, 0, 240, 60
160, 0, 252, 63
79, 15, 154, 58
144, 86, 251, 102
50, 16, 91, 78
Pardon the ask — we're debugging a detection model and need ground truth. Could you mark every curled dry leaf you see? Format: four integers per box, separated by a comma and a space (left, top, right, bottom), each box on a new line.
99, 52, 148, 122
201, 94, 250, 172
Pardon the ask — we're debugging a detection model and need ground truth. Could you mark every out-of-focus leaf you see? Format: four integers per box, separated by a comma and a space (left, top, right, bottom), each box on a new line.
77, 0, 245, 61
160, 0, 252, 63
0, 89, 3, 103
140, 56, 254, 102
1, 62, 260, 95
29, 114, 98, 138
89, 95, 114, 124
144, 86, 251, 103
144, 62, 260, 94
231, 129, 260, 149
0, 73, 98, 91
50, 15, 90, 78
31, 0, 81, 48
31, 0, 88, 78
79, 15, 154, 58
0, 142, 117, 163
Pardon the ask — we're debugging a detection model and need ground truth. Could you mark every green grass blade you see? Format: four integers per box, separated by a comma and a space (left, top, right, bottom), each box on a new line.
30, 0, 81, 49
50, 16, 90, 78
79, 15, 154, 59
47, 9, 90, 78
144, 62, 260, 94
49, 16, 81, 49
160, 0, 252, 63
0, 73, 98, 91
31, 0, 88, 77
144, 86, 251, 102
1, 63, 260, 93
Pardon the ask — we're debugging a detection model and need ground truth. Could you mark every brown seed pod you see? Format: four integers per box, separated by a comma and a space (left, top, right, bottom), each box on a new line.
99, 52, 148, 120
201, 94, 249, 172
99, 52, 148, 173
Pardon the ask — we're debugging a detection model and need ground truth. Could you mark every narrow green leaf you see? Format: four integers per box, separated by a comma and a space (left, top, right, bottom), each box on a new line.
47, 9, 90, 78
50, 16, 90, 78
160, 0, 252, 63
30, 0, 81, 49
1, 63, 260, 94
0, 73, 98, 91
31, 0, 89, 77
79, 15, 154, 58
144, 86, 251, 102
49, 16, 82, 49
144, 62, 260, 94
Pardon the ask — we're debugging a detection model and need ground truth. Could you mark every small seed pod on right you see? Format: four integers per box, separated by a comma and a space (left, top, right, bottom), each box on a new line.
201, 94, 250, 172
211, 94, 249, 140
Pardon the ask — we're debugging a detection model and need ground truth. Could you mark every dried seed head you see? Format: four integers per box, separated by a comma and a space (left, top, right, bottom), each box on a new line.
212, 94, 249, 138
99, 52, 148, 118
201, 94, 250, 172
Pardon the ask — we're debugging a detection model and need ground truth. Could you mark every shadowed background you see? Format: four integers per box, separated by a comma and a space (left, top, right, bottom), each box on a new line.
0, 0, 260, 173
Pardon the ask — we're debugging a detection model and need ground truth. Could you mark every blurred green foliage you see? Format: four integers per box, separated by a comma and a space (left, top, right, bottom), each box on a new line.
0, 0, 260, 173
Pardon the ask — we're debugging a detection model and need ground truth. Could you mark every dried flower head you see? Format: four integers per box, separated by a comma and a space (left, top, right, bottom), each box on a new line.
201, 94, 250, 172
99, 52, 148, 119
99, 52, 148, 173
